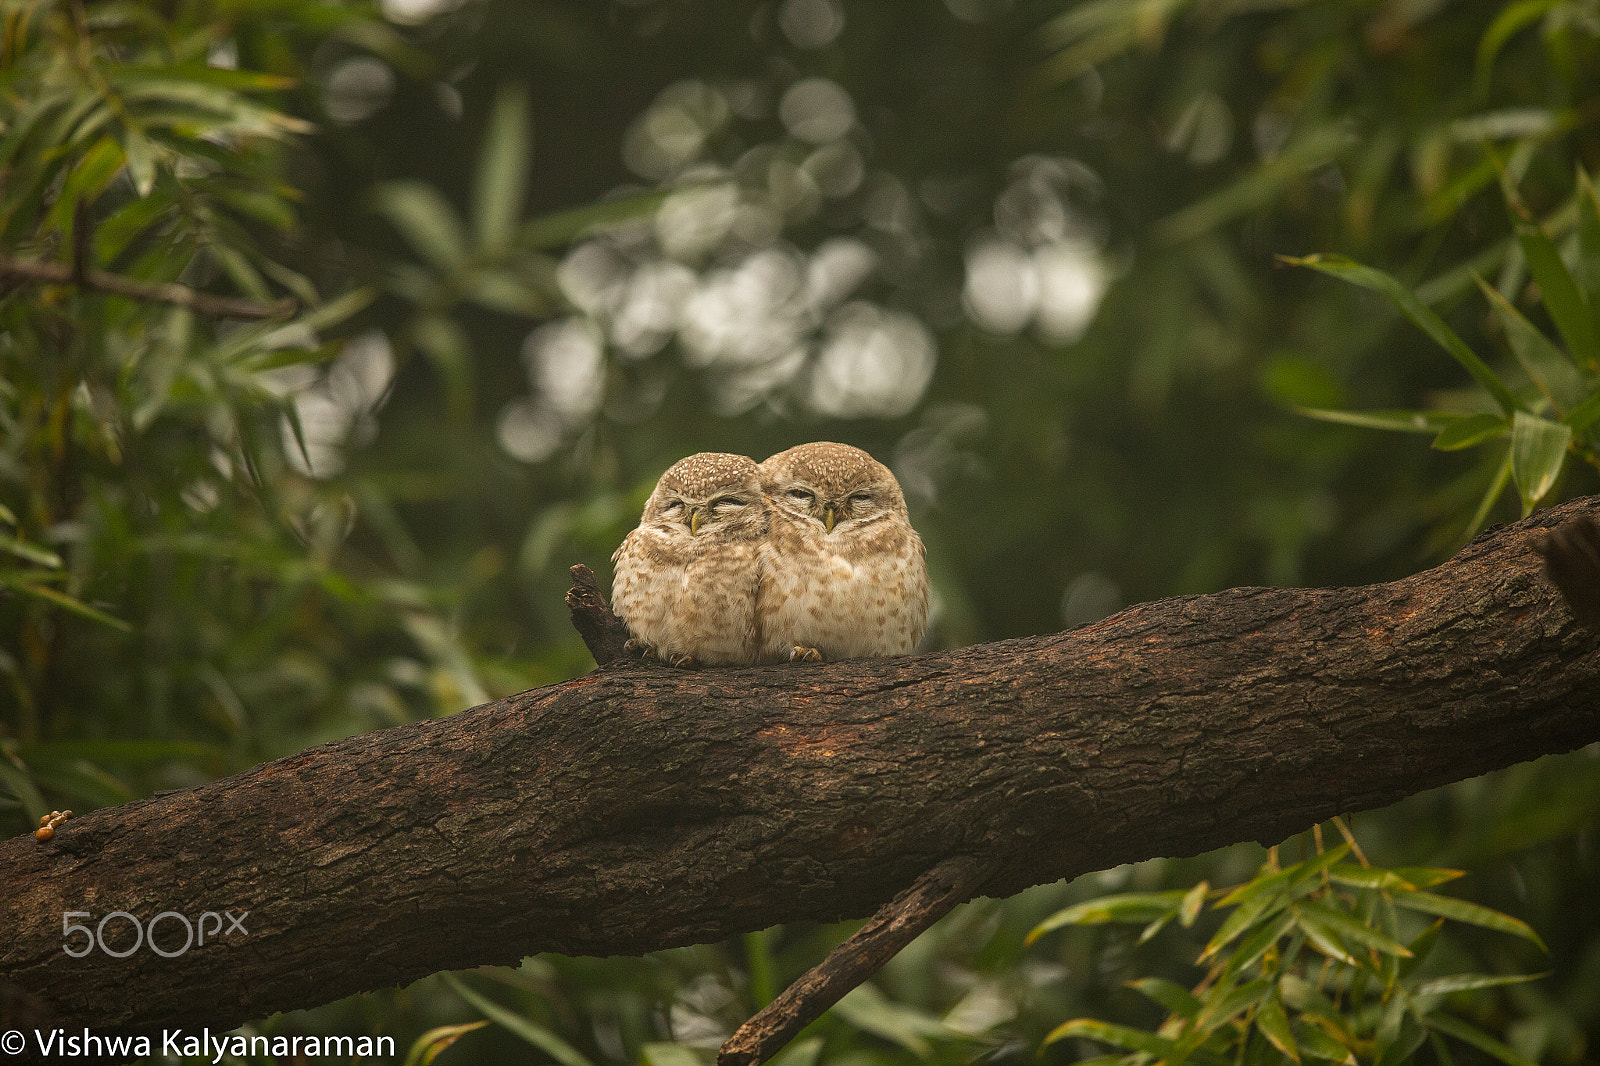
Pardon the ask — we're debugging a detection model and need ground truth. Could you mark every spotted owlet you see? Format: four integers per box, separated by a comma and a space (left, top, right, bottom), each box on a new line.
611, 453, 769, 667
756, 442, 929, 662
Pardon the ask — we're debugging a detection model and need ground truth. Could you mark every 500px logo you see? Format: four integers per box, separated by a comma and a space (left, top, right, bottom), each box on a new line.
61, 910, 248, 958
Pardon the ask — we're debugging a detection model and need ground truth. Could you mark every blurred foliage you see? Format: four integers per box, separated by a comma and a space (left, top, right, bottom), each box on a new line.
1033, 827, 1548, 1066
3, 0, 1600, 1063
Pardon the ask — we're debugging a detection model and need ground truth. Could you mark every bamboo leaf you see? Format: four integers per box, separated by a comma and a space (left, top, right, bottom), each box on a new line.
1509, 410, 1571, 513
1519, 223, 1600, 370
440, 973, 595, 1066
1179, 880, 1209, 927
0, 535, 63, 569
1042, 1018, 1177, 1056
375, 182, 469, 270
1326, 864, 1415, 890
1432, 412, 1508, 451
1256, 995, 1300, 1064
1392, 890, 1547, 949
1426, 1015, 1540, 1066
1293, 901, 1413, 958
1294, 407, 1455, 434
1475, 0, 1559, 95
517, 189, 672, 251
1126, 977, 1200, 1018
1411, 972, 1547, 996
1474, 273, 1587, 411
12, 583, 133, 633
402, 1021, 490, 1066
1027, 890, 1185, 943
1284, 254, 1520, 416
1218, 910, 1296, 981
474, 84, 532, 252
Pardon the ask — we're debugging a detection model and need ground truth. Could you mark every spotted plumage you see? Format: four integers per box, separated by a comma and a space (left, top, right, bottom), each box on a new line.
611, 453, 768, 666
756, 442, 928, 662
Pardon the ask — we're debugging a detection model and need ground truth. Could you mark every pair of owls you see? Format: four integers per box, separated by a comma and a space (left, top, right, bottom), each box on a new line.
611, 443, 929, 666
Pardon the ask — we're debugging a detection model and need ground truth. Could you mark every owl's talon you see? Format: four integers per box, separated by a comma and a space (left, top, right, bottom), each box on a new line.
668, 653, 701, 669
790, 645, 824, 663
624, 638, 658, 660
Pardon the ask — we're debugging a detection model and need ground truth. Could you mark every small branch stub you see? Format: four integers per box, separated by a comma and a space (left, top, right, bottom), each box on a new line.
566, 563, 632, 667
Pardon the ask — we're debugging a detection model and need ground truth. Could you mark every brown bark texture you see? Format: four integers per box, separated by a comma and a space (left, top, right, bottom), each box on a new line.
3, 496, 1600, 1048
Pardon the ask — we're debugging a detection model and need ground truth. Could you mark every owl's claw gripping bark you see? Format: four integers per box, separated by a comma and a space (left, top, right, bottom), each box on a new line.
790, 645, 824, 663
624, 638, 659, 660
667, 653, 702, 669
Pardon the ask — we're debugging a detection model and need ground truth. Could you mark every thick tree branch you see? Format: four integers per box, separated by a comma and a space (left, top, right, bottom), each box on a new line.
4, 498, 1600, 1057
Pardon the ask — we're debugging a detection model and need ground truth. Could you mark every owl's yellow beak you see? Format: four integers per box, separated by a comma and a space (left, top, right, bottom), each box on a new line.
689, 507, 703, 536
824, 506, 836, 532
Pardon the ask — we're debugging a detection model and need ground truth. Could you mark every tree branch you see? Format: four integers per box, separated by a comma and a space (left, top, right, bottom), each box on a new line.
4, 498, 1600, 1059
719, 856, 997, 1066
566, 562, 632, 667
0, 255, 294, 320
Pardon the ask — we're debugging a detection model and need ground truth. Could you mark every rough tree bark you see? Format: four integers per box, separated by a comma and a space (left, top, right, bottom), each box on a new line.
3, 497, 1599, 1060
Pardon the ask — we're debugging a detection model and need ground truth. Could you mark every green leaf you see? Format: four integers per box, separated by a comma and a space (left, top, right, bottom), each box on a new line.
1475, 0, 1559, 94
517, 189, 672, 251
12, 583, 133, 633
1392, 890, 1547, 949
1411, 972, 1547, 996
1390, 867, 1464, 889
1293, 901, 1413, 958
640, 1045, 707, 1066
1191, 978, 1270, 1035
1577, 167, 1600, 300
0, 756, 49, 823
0, 534, 63, 569
1042, 1018, 1177, 1056
768, 1037, 822, 1066
1519, 223, 1600, 370
1464, 449, 1514, 539
1432, 413, 1508, 451
1126, 977, 1200, 1018
123, 127, 159, 197
1474, 274, 1586, 413
1256, 995, 1300, 1064
375, 182, 469, 270
1426, 1015, 1540, 1066
410, 316, 476, 421
1295, 407, 1454, 434
474, 84, 532, 252
1217, 910, 1296, 982
1293, 907, 1359, 966
440, 973, 595, 1066
1293, 1021, 1357, 1065
1326, 864, 1417, 891
402, 1021, 490, 1066
1153, 126, 1356, 243
1179, 880, 1209, 927
1200, 891, 1282, 961
1509, 410, 1571, 513
1285, 254, 1520, 416
833, 983, 949, 1056
1563, 390, 1600, 434
1027, 890, 1185, 942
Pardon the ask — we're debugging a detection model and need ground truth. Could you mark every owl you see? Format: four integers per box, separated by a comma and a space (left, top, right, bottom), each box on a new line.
611, 452, 769, 666
756, 442, 929, 662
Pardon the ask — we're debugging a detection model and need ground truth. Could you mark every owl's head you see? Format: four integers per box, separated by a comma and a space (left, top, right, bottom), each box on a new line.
640, 452, 766, 542
760, 442, 908, 534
